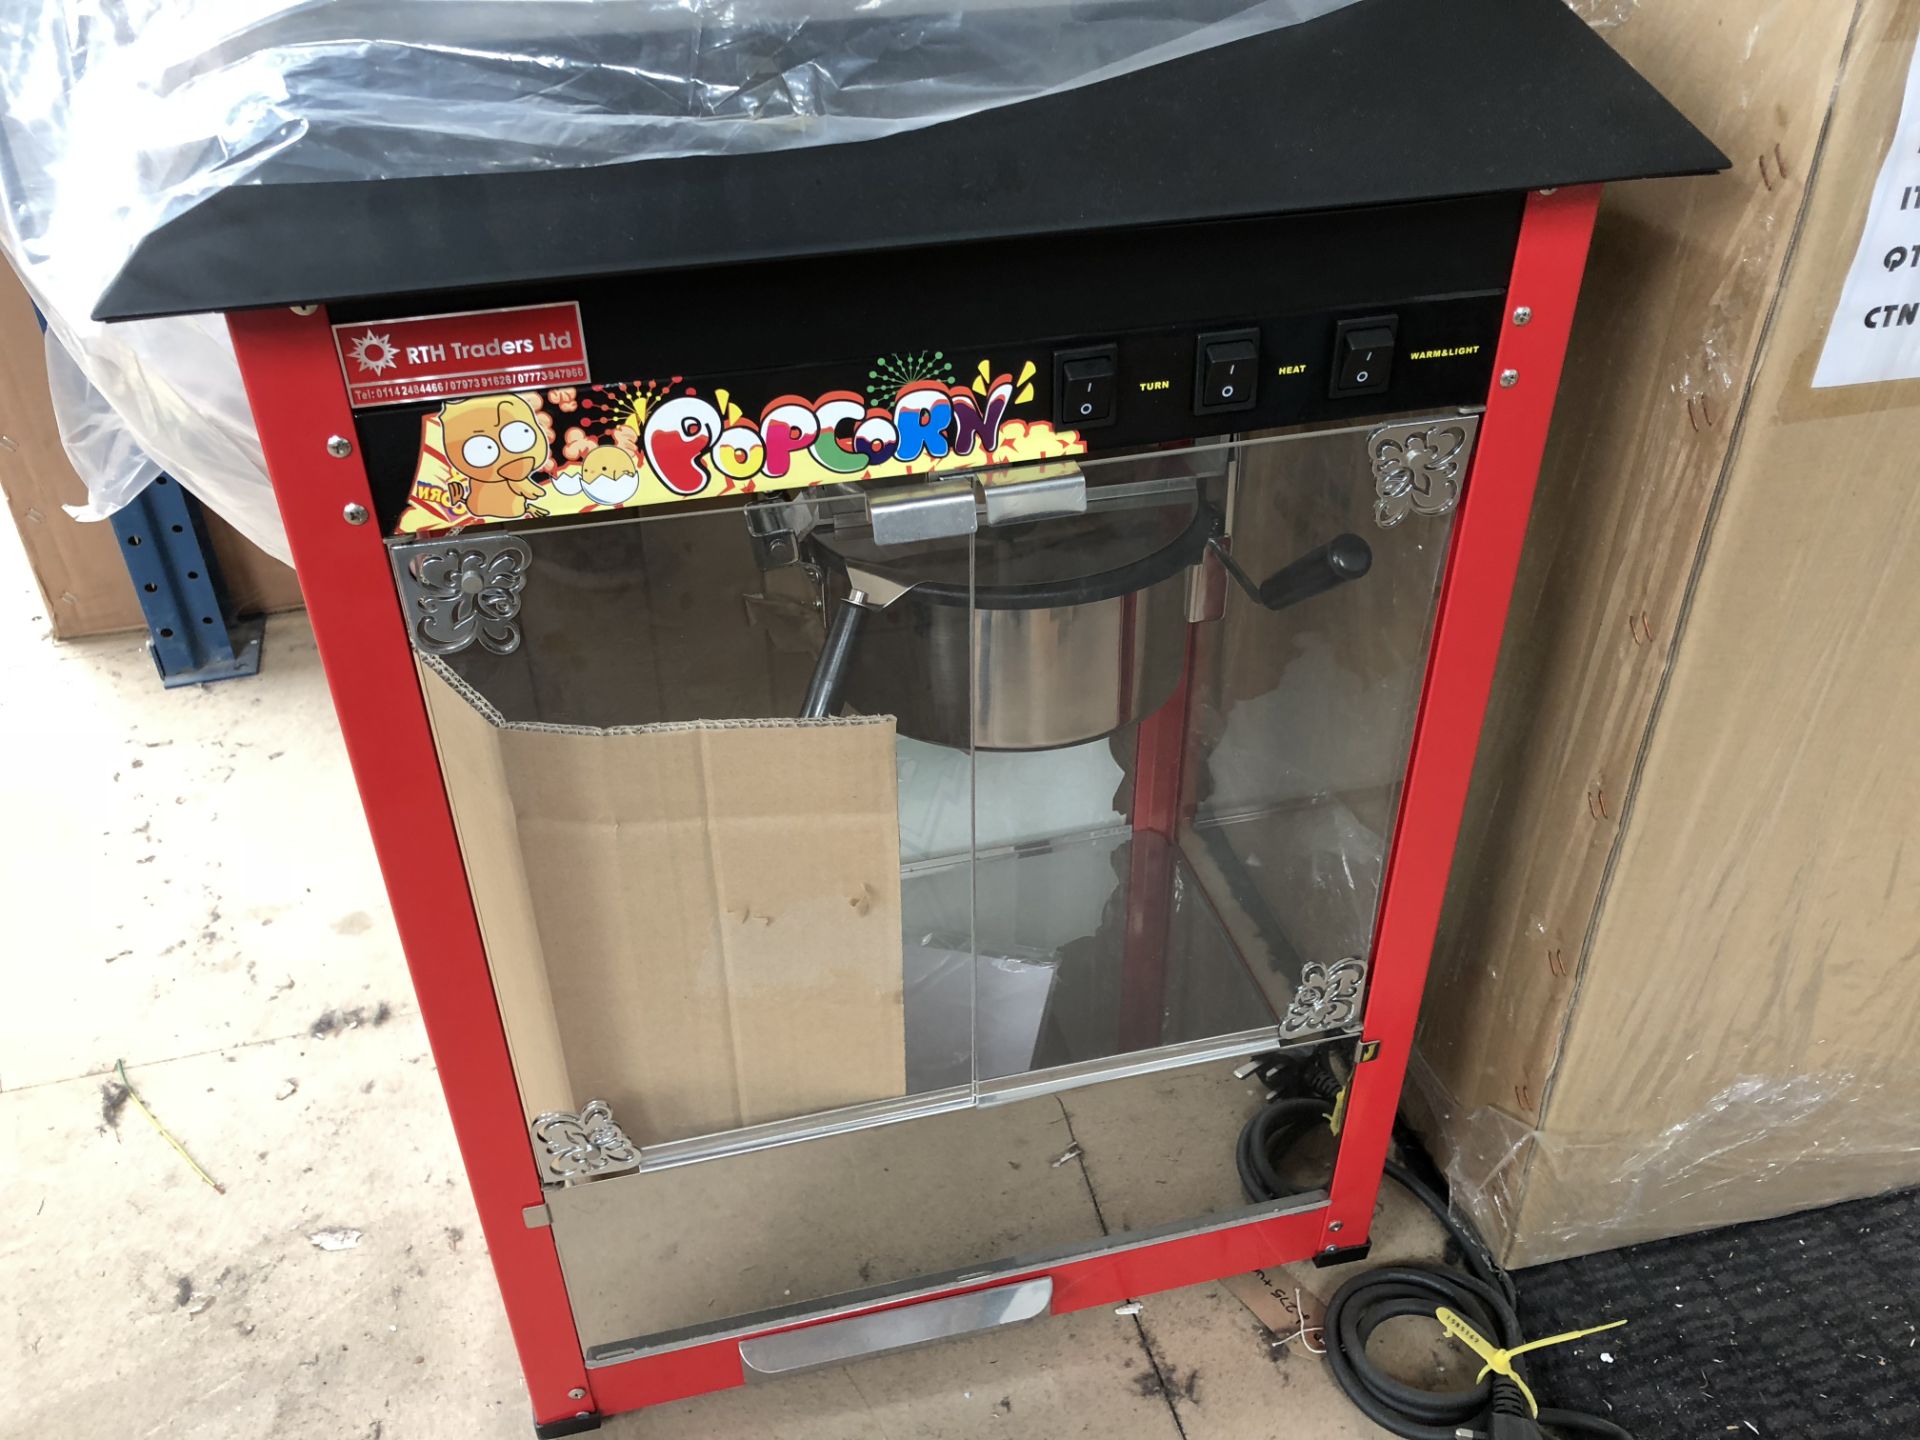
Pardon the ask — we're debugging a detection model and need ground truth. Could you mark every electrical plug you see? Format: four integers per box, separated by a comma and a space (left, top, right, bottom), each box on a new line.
1489, 1412, 1545, 1440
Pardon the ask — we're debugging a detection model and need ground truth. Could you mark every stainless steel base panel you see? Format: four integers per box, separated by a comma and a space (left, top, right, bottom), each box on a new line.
548, 1059, 1332, 1359
737, 1277, 1054, 1379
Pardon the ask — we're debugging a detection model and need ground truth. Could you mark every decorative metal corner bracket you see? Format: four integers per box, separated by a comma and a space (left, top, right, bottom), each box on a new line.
1280, 956, 1369, 1039
532, 1100, 639, 1186
1367, 415, 1480, 530
390, 533, 533, 657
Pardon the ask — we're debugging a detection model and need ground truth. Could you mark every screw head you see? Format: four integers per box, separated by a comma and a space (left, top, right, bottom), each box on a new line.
289, 304, 318, 316
1329, 1221, 1344, 1233
342, 503, 369, 526
326, 435, 353, 458
567, 1388, 587, 1401
1512, 306, 1533, 327
1499, 369, 1520, 389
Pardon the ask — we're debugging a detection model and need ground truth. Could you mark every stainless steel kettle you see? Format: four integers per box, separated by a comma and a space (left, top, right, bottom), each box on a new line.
777, 463, 1372, 752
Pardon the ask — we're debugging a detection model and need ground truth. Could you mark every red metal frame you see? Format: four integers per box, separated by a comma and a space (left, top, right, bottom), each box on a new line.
226, 311, 591, 1426
1318, 185, 1603, 1246
226, 183, 1598, 1430
1129, 636, 1192, 842
1117, 637, 1194, 1048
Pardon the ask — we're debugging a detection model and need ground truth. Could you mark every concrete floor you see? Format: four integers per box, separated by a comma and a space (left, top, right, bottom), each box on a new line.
0, 521, 1450, 1439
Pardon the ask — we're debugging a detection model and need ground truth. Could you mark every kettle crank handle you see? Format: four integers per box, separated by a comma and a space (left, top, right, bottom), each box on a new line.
1206, 533, 1373, 613
801, 590, 870, 719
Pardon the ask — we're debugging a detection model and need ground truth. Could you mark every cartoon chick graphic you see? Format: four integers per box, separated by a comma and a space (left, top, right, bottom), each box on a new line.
552, 443, 642, 509
440, 394, 550, 519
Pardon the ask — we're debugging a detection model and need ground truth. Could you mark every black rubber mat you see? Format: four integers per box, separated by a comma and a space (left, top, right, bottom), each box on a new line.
1513, 1186, 1920, 1438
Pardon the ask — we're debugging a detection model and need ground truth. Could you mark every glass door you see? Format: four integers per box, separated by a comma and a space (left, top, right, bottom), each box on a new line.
958, 412, 1475, 1099
388, 479, 979, 1162
390, 409, 1478, 1359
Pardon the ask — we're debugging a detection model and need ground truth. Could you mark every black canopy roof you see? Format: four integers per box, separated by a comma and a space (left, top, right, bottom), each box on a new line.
93, 0, 1726, 321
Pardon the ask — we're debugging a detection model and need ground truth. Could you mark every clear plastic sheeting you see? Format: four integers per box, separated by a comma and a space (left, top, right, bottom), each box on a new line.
41, 330, 162, 525
38, 317, 284, 547
1407, 1056, 1920, 1269
0, 0, 1358, 551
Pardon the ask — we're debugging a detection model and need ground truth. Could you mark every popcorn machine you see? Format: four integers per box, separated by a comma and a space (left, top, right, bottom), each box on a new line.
93, 0, 1720, 1430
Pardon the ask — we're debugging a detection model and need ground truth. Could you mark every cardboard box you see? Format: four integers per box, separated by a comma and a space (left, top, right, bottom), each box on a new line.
0, 269, 302, 638
417, 659, 908, 1144
1413, 0, 1920, 1266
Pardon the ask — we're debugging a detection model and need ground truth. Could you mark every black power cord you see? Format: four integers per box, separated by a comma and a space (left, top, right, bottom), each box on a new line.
1237, 1051, 1630, 1440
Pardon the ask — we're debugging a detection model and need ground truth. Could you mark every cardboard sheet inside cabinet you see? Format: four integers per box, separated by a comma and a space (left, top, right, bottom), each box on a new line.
417, 659, 907, 1142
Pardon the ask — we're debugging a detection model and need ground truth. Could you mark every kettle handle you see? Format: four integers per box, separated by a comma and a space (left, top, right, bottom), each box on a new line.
800, 591, 870, 719
1207, 532, 1373, 613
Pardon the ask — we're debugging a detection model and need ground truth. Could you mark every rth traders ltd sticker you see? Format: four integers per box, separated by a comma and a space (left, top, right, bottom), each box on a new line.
333, 303, 589, 409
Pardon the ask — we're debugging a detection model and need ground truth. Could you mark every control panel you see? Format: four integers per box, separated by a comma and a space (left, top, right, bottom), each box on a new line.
353, 291, 1506, 533
345, 193, 1526, 529
1042, 294, 1503, 447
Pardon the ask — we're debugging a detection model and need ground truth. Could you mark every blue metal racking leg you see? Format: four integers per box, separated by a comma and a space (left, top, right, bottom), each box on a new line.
32, 303, 263, 686
106, 474, 264, 686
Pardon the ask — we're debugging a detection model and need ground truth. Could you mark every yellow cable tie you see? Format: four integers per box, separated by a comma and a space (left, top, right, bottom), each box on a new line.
115, 1058, 226, 1196
1434, 1306, 1626, 1418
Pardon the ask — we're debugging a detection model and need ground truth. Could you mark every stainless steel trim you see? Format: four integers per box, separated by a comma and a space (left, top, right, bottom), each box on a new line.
743, 501, 800, 568
973, 1027, 1289, 1108
1066, 473, 1205, 516
901, 823, 1133, 875
623, 1008, 1345, 1174
819, 470, 1197, 542
532, 1100, 640, 1186
581, 1188, 1329, 1368
1187, 542, 1228, 623
840, 566, 915, 609
737, 1277, 1053, 1380
979, 463, 1087, 526
1367, 414, 1481, 529
522, 1204, 552, 1229
1222, 438, 1242, 539
388, 532, 533, 658
1280, 956, 1369, 1039
867, 480, 979, 546
634, 1085, 975, 1174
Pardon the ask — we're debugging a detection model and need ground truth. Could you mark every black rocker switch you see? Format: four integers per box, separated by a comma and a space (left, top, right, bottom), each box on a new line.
1331, 317, 1398, 398
1194, 329, 1260, 414
1055, 345, 1118, 428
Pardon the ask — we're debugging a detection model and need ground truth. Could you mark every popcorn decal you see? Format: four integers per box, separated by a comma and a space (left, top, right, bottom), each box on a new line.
437, 393, 552, 521
398, 354, 1086, 534
641, 395, 726, 496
